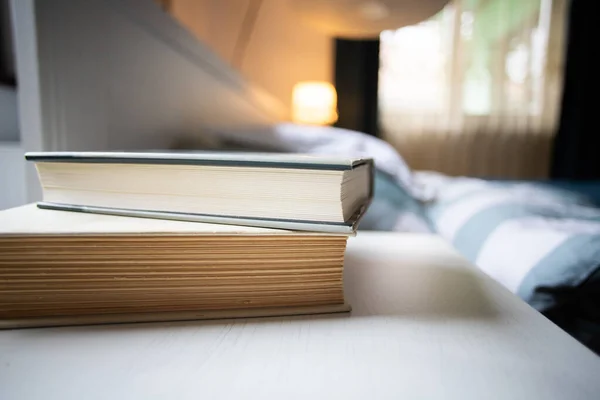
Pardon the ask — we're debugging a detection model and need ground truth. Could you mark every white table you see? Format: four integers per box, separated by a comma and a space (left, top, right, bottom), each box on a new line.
1, 233, 599, 399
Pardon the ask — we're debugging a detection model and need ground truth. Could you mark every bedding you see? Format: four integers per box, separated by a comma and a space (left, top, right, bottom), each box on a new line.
420, 172, 600, 353
215, 123, 432, 201
360, 170, 432, 232
215, 123, 600, 351
215, 123, 433, 232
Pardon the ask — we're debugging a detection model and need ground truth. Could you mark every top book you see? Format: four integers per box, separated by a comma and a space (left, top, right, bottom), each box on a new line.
26, 152, 374, 233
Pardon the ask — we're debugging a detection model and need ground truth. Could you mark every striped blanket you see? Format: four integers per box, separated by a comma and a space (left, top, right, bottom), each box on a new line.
419, 172, 600, 315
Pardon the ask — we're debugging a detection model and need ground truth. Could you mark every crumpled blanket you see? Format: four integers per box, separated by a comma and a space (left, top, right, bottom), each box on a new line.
216, 123, 433, 201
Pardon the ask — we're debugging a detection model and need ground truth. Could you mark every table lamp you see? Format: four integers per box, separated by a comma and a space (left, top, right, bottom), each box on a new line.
292, 81, 338, 125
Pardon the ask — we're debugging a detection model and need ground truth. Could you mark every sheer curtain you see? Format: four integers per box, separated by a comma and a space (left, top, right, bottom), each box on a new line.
379, 0, 566, 178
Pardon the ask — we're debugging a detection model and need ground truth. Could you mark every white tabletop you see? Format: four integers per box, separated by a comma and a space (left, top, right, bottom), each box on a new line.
1, 233, 599, 399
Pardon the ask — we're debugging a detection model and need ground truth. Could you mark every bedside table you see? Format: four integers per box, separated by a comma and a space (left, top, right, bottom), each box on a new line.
1, 233, 599, 399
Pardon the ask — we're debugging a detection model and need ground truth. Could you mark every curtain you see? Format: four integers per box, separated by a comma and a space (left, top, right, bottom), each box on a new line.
335, 39, 380, 137
379, 0, 567, 178
551, 0, 600, 180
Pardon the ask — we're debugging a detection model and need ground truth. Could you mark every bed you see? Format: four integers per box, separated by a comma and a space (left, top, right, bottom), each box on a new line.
213, 123, 600, 354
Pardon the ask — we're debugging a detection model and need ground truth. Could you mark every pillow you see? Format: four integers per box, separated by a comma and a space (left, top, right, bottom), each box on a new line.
214, 123, 432, 201
359, 170, 433, 232
213, 124, 433, 232
423, 174, 600, 351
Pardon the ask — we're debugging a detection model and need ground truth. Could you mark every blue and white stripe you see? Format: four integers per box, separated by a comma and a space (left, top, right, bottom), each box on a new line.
424, 177, 600, 312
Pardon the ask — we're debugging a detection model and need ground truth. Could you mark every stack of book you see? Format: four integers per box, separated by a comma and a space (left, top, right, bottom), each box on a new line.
0, 152, 373, 328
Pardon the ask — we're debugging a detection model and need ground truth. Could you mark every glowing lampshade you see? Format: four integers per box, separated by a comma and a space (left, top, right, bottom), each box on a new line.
292, 81, 338, 125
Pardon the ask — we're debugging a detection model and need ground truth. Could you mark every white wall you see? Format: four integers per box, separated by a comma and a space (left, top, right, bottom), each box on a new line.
11, 0, 287, 202
0, 85, 18, 141
0, 142, 26, 210
171, 0, 333, 111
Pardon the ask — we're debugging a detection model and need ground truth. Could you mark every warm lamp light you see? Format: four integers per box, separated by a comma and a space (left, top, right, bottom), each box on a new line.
292, 81, 338, 125
289, 0, 450, 38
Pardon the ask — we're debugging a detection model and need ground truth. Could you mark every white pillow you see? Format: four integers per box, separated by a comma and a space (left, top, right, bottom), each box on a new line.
217, 123, 430, 201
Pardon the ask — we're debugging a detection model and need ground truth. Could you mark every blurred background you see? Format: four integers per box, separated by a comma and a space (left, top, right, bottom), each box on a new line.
0, 0, 598, 353
0, 1, 594, 206
152, 0, 581, 179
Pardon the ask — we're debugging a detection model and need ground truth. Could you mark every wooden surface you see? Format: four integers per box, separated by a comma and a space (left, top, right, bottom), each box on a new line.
1, 232, 599, 399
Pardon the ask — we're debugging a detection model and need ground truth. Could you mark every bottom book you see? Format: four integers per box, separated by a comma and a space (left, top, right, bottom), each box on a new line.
0, 205, 352, 329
